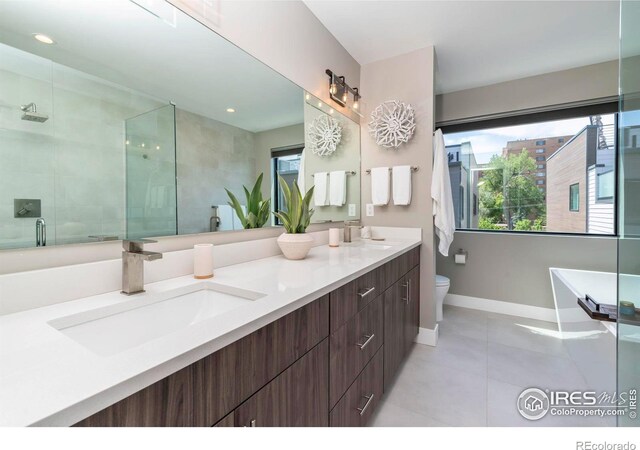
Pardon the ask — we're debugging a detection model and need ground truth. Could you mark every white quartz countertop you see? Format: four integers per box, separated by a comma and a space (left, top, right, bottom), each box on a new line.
0, 238, 420, 426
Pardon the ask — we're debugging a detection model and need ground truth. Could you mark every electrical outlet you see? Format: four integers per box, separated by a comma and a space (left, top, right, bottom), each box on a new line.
348, 204, 356, 216
366, 203, 375, 217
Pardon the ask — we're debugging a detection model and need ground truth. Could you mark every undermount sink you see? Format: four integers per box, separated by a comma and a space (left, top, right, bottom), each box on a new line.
48, 282, 265, 356
345, 240, 394, 250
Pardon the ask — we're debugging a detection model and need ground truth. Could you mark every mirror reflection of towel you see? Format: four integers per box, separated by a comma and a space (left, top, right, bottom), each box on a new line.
329, 171, 346, 206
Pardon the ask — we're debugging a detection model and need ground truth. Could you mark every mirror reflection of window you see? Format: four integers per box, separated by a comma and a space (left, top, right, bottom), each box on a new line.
271, 147, 303, 225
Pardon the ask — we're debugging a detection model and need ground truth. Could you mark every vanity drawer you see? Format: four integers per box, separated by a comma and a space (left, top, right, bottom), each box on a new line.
329, 294, 383, 407
378, 246, 421, 293
330, 347, 383, 427
330, 267, 381, 332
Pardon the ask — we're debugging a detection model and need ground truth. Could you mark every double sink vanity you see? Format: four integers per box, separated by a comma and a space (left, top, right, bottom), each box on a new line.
0, 231, 422, 427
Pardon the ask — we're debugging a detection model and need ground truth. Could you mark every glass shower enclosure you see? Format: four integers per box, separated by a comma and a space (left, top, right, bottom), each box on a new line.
125, 104, 177, 240
618, 0, 640, 427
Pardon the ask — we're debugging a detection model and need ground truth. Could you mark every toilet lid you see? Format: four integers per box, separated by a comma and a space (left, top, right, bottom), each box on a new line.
435, 275, 450, 287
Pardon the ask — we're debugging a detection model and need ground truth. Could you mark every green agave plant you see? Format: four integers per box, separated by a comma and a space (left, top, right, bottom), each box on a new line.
273, 174, 315, 234
225, 173, 271, 229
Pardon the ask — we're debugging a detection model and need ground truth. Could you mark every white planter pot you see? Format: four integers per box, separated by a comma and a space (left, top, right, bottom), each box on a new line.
277, 232, 314, 260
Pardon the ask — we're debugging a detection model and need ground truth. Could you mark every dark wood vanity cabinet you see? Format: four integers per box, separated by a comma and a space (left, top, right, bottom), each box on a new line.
234, 340, 329, 427
383, 265, 421, 390
74, 246, 421, 428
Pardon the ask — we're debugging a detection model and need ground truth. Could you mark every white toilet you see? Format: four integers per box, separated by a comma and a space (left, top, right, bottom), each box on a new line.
435, 275, 450, 322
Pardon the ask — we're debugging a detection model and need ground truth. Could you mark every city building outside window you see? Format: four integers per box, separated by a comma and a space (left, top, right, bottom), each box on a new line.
443, 110, 616, 234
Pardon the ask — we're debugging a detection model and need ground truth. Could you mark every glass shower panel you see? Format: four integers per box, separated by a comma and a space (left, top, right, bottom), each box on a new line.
618, 0, 640, 427
125, 104, 177, 240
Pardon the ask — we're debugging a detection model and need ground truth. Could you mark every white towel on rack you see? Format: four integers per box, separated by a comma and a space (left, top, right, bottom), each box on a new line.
431, 129, 456, 256
297, 148, 306, 193
392, 165, 412, 205
329, 171, 347, 206
371, 167, 390, 206
314, 172, 329, 206
217, 205, 234, 231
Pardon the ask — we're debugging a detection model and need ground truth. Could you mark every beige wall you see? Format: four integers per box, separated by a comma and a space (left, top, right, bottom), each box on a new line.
436, 60, 618, 124
360, 47, 436, 329
436, 233, 617, 309
1, 0, 360, 273
169, 0, 360, 123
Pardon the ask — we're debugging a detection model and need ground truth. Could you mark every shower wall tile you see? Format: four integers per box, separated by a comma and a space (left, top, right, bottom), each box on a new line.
176, 108, 257, 235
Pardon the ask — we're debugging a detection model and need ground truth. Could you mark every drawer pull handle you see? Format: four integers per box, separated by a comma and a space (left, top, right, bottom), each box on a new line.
357, 333, 375, 350
357, 394, 375, 416
402, 281, 410, 304
357, 286, 376, 298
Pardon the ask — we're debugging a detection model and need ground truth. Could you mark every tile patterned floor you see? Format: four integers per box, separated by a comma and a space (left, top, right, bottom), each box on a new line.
370, 305, 615, 427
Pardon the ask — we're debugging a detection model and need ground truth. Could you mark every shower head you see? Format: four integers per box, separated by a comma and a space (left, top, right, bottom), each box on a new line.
21, 103, 49, 123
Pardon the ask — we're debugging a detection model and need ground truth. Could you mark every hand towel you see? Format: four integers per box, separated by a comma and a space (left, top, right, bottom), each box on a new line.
217, 204, 234, 231
314, 172, 328, 206
371, 167, 390, 206
329, 170, 347, 206
297, 148, 306, 193
431, 129, 456, 256
392, 165, 412, 205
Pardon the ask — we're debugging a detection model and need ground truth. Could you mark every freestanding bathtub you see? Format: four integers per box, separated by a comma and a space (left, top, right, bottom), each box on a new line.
549, 268, 616, 397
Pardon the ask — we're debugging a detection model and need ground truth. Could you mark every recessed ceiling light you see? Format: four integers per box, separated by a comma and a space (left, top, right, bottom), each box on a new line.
33, 33, 55, 44
226, 108, 235, 113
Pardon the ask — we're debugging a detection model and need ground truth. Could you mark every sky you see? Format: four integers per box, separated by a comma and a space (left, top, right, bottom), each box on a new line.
444, 113, 616, 164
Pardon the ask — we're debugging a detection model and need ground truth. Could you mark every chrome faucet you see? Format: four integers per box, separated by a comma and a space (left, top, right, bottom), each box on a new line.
121, 239, 163, 295
35, 218, 46, 247
343, 220, 362, 243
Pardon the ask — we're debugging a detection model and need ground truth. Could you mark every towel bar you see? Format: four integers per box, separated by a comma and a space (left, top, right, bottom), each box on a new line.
311, 170, 356, 176
365, 166, 419, 174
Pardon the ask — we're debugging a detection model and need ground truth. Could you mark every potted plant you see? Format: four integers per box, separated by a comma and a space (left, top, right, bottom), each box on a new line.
273, 174, 315, 260
225, 173, 271, 229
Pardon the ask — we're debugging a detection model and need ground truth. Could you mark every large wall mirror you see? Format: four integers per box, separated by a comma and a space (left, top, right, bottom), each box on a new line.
0, 0, 360, 250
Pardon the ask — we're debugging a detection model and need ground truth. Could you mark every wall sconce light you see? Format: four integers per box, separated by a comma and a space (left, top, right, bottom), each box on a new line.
325, 69, 361, 112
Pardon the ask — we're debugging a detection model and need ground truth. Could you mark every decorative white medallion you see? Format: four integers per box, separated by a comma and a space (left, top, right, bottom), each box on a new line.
308, 115, 342, 157
368, 100, 416, 148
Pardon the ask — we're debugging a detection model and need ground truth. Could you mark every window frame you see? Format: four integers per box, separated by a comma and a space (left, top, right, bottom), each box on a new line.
569, 183, 580, 212
439, 101, 619, 237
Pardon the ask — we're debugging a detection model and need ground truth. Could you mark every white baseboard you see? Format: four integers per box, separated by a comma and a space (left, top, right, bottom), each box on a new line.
415, 324, 439, 347
444, 294, 557, 323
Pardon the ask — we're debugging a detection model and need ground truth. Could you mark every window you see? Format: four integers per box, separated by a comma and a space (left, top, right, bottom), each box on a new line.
442, 107, 616, 234
597, 170, 614, 200
569, 184, 579, 211
271, 146, 303, 224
